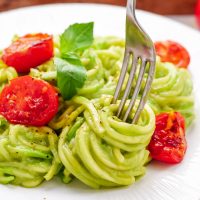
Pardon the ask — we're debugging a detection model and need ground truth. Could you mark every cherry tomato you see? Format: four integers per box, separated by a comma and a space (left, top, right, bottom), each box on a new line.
148, 112, 187, 164
154, 40, 190, 68
0, 76, 58, 126
2, 33, 53, 73
195, 0, 200, 28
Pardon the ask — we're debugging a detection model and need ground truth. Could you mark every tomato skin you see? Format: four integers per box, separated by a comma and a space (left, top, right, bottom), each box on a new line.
148, 112, 187, 164
2, 33, 53, 73
0, 76, 58, 126
154, 40, 190, 68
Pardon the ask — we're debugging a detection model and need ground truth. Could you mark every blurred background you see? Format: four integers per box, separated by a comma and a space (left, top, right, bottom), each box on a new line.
0, 0, 200, 29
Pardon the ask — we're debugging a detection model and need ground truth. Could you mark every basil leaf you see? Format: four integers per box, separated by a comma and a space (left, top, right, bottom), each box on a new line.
55, 58, 87, 100
56, 22, 94, 100
61, 52, 82, 65
60, 22, 94, 54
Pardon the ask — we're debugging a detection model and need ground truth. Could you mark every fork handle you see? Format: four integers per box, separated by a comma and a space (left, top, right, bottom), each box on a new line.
127, 0, 136, 16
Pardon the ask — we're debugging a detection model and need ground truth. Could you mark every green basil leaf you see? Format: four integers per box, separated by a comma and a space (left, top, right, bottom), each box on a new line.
60, 22, 94, 54
55, 58, 87, 100
61, 52, 82, 65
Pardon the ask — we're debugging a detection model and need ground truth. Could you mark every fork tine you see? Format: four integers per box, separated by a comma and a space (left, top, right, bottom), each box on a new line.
132, 60, 156, 123
112, 49, 130, 104
117, 55, 138, 117
123, 58, 147, 122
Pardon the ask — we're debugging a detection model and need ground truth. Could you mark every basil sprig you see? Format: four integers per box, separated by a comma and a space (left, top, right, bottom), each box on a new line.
55, 22, 94, 100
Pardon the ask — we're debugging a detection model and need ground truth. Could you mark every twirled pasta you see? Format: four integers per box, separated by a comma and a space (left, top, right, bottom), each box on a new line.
0, 117, 61, 187
148, 59, 194, 126
58, 96, 155, 188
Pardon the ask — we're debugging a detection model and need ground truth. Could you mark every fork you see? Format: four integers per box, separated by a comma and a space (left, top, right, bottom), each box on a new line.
112, 0, 156, 124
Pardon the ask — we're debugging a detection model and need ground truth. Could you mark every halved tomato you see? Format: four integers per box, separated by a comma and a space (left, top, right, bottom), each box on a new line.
154, 40, 190, 68
0, 76, 58, 126
2, 33, 53, 73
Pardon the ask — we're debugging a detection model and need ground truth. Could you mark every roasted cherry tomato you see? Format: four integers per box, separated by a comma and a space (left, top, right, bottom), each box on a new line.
154, 40, 190, 68
148, 112, 187, 164
0, 76, 58, 126
2, 33, 53, 73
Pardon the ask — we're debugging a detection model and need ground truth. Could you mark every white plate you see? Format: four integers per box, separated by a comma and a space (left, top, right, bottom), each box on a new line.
0, 4, 200, 200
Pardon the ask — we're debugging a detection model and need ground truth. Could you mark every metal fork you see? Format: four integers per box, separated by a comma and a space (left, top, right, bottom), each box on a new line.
112, 0, 156, 124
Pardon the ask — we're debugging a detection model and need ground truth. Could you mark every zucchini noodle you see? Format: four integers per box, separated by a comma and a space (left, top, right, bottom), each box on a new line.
0, 60, 18, 92
0, 117, 61, 187
148, 58, 194, 126
58, 96, 155, 188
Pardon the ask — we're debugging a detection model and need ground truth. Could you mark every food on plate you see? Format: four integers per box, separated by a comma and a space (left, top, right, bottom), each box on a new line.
0, 76, 59, 126
148, 112, 186, 164
154, 41, 190, 68
0, 22, 195, 188
0, 117, 61, 187
0, 60, 17, 92
148, 58, 194, 127
58, 96, 155, 188
2, 33, 53, 73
